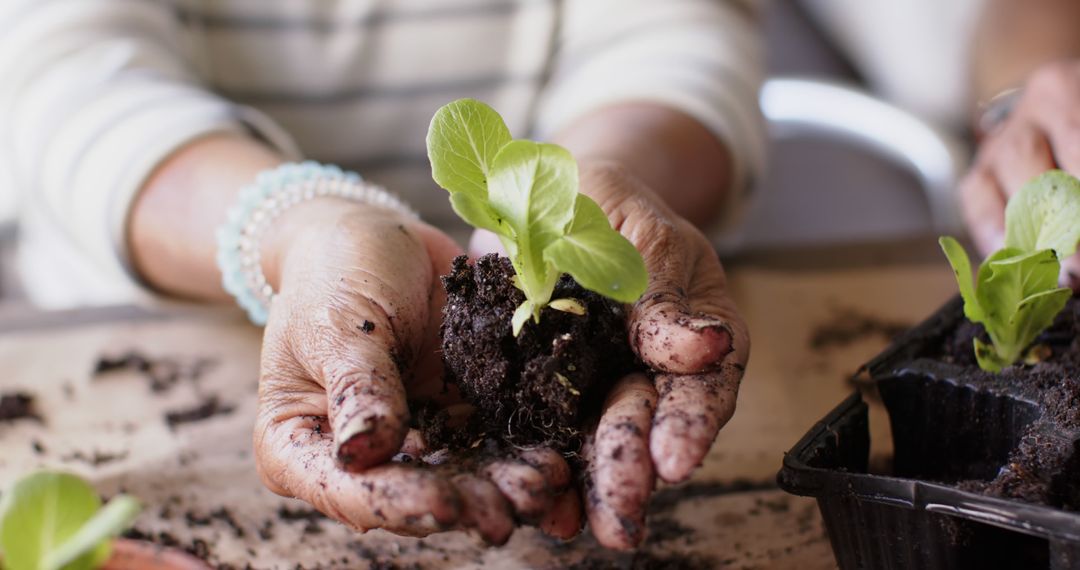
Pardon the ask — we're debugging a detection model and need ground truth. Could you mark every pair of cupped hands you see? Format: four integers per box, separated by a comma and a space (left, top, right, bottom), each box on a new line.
252, 162, 749, 549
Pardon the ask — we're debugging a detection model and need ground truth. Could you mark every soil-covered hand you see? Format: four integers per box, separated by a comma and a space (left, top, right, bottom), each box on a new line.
252, 198, 576, 544
961, 60, 1080, 288
471, 162, 750, 549
580, 162, 749, 548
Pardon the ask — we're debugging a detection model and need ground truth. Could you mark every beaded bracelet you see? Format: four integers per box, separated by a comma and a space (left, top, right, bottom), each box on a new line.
216, 161, 417, 325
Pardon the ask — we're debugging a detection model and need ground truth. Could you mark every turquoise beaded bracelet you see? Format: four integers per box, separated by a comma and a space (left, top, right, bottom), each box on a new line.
216, 161, 417, 325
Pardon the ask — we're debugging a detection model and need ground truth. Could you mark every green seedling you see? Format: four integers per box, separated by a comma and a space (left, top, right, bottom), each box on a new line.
427, 98, 648, 335
0, 471, 140, 570
940, 170, 1080, 372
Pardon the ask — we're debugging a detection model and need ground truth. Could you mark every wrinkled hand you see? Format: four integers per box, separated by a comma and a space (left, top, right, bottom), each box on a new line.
471, 162, 750, 549
252, 198, 577, 544
961, 60, 1080, 287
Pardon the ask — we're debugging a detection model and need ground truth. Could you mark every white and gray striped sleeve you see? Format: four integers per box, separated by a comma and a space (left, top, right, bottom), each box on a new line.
0, 0, 297, 293
533, 0, 766, 230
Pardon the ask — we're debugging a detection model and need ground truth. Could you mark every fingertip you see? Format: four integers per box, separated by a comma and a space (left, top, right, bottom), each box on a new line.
336, 421, 407, 472
453, 474, 514, 545
586, 501, 645, 550
539, 489, 584, 541
651, 441, 699, 484
632, 314, 735, 374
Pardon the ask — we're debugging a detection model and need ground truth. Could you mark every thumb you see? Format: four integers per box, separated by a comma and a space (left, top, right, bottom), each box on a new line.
274, 218, 436, 471
629, 227, 741, 374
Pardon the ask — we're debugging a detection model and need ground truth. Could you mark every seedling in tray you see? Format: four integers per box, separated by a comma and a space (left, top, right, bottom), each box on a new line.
940, 170, 1080, 372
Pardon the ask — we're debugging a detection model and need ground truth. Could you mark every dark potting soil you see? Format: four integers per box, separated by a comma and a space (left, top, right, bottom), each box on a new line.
438, 254, 637, 450
0, 392, 40, 424
916, 296, 1080, 509
93, 350, 217, 394
164, 396, 236, 430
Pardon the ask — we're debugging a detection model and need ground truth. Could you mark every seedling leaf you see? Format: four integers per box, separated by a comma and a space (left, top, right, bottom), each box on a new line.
0, 471, 136, 570
42, 495, 140, 570
426, 98, 512, 200
545, 195, 648, 303
488, 140, 577, 305
1005, 170, 1080, 257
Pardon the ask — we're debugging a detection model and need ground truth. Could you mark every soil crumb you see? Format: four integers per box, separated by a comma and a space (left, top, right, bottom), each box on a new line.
567, 550, 718, 570
94, 350, 217, 393
439, 254, 637, 449
61, 449, 128, 466
0, 392, 40, 424
277, 504, 328, 536
649, 479, 777, 515
810, 307, 911, 350
164, 396, 235, 430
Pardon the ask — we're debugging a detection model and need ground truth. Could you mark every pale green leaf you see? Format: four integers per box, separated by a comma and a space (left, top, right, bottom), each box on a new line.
0, 472, 106, 570
939, 236, 984, 323
488, 140, 577, 303
1005, 170, 1080, 257
974, 337, 1010, 373
449, 193, 508, 237
548, 298, 586, 316
42, 495, 140, 570
512, 301, 534, 336
975, 248, 1064, 368
544, 195, 648, 303
426, 98, 512, 199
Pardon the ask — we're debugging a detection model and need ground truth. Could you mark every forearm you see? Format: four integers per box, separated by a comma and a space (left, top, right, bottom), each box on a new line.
972, 0, 1080, 105
128, 133, 283, 301
552, 103, 733, 228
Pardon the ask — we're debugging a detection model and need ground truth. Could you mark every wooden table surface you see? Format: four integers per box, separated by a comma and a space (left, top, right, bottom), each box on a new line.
0, 248, 958, 569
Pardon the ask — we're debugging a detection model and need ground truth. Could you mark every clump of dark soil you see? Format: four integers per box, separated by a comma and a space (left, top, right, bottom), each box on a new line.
61, 449, 128, 466
438, 254, 637, 449
164, 396, 235, 430
93, 350, 217, 393
912, 296, 1080, 509
0, 392, 40, 424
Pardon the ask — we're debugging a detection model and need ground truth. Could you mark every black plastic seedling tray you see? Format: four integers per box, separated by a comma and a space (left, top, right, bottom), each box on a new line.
778, 297, 1080, 570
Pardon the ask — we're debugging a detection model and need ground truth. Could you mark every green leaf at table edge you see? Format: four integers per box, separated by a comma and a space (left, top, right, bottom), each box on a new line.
0, 471, 104, 570
42, 494, 141, 570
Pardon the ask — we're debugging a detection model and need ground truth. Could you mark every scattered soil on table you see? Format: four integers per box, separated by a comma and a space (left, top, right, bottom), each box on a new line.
909, 296, 1080, 508
809, 306, 911, 350
566, 551, 718, 570
277, 504, 329, 536
185, 507, 245, 538
61, 449, 128, 466
123, 527, 218, 565
438, 254, 637, 450
93, 350, 217, 393
0, 392, 41, 424
648, 478, 778, 515
165, 396, 236, 430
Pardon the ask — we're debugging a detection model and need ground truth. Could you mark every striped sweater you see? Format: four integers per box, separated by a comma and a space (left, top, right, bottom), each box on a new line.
0, 0, 765, 308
